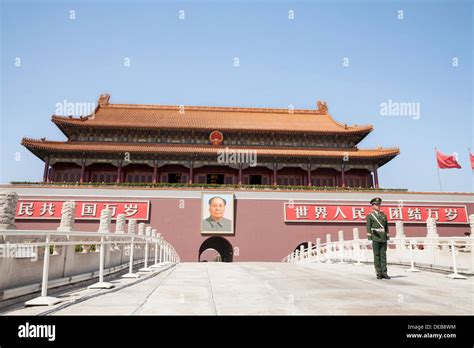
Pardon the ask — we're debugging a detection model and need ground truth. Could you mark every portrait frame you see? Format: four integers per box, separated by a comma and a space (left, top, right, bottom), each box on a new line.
200, 192, 235, 235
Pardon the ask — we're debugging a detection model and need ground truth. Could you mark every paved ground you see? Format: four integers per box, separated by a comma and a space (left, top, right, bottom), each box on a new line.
5, 262, 473, 315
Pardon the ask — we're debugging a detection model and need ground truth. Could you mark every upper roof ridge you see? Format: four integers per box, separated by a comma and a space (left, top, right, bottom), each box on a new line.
101, 96, 330, 115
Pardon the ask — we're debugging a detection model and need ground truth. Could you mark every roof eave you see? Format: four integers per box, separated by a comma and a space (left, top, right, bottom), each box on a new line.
20, 140, 401, 163
375, 151, 400, 168
21, 140, 48, 162
353, 128, 373, 145
47, 119, 374, 135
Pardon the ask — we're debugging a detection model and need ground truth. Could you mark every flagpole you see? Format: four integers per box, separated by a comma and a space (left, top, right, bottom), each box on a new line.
435, 147, 443, 192
437, 167, 443, 192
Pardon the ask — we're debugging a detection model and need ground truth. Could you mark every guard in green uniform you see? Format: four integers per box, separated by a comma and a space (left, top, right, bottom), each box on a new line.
366, 197, 390, 279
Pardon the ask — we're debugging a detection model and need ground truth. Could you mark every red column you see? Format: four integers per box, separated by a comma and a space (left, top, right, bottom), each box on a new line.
116, 159, 122, 183
43, 158, 49, 183
80, 158, 85, 183
273, 164, 277, 186
238, 164, 242, 185
373, 165, 379, 189
341, 164, 346, 187
153, 160, 158, 184
48, 167, 53, 183
189, 161, 193, 184
307, 165, 312, 186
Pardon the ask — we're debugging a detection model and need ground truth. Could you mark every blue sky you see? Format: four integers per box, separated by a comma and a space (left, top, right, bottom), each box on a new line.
1, 0, 472, 192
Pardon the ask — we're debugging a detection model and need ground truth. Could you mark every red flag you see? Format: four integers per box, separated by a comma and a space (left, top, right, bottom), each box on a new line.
470, 149, 474, 169
436, 150, 461, 169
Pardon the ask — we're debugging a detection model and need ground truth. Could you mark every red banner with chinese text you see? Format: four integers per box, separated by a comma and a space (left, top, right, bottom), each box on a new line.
284, 203, 468, 224
16, 200, 150, 220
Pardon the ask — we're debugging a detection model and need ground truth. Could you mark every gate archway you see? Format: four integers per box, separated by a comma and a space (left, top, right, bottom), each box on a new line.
198, 236, 234, 262
293, 241, 310, 253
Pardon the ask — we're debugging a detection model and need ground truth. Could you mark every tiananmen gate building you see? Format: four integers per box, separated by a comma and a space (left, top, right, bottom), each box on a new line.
11, 94, 472, 262
21, 94, 399, 188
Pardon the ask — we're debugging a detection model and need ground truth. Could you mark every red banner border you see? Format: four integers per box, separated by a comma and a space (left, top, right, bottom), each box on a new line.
15, 199, 150, 221
283, 202, 469, 225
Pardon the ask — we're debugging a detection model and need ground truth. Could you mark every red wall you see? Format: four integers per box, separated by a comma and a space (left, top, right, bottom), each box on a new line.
13, 192, 473, 262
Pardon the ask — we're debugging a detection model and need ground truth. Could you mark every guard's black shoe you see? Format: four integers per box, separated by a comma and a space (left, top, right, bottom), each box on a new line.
382, 274, 391, 279
376, 275, 383, 279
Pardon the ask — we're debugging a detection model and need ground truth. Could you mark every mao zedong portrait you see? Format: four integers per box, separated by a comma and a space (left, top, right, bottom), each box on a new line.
202, 196, 232, 232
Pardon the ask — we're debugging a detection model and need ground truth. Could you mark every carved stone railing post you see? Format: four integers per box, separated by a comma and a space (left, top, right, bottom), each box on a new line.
338, 230, 346, 264
426, 218, 439, 266
88, 208, 114, 289
122, 219, 139, 278
152, 229, 159, 267
98, 209, 112, 234
127, 219, 137, 258
115, 214, 126, 234
395, 221, 406, 238
95, 208, 112, 269
0, 191, 18, 243
353, 227, 363, 265
128, 219, 137, 234
352, 227, 360, 240
0, 190, 18, 230
113, 213, 126, 251
57, 201, 76, 232
139, 226, 153, 272
137, 223, 145, 252
54, 200, 76, 257
316, 237, 321, 263
395, 221, 406, 262
138, 223, 145, 236
326, 234, 332, 264
145, 226, 152, 237
159, 235, 164, 263
307, 241, 313, 262
426, 218, 439, 238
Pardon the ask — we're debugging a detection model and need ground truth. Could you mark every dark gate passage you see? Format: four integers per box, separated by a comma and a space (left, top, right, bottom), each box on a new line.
198, 236, 234, 262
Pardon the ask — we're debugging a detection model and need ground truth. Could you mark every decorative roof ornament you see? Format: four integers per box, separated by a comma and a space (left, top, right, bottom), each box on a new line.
98, 93, 111, 107
316, 100, 328, 114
